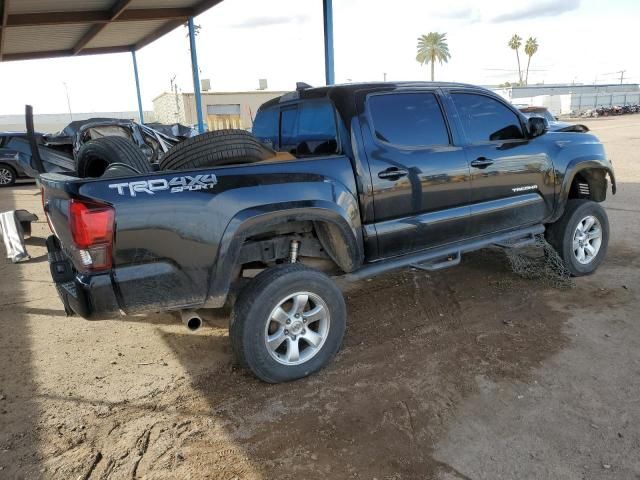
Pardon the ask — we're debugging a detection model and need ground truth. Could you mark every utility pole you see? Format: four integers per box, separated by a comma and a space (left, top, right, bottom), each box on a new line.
383, 72, 387, 82
188, 17, 205, 133
170, 75, 180, 123
619, 70, 626, 85
63, 82, 73, 122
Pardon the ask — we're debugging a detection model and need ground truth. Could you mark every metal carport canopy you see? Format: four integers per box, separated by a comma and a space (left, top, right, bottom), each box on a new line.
0, 0, 336, 132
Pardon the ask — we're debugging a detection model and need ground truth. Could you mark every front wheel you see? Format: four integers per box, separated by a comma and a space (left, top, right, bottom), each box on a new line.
545, 199, 609, 276
230, 264, 346, 383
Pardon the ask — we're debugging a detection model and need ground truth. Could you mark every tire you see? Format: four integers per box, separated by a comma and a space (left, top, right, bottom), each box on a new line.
159, 129, 275, 171
230, 264, 346, 383
0, 164, 16, 187
545, 199, 609, 276
76, 136, 152, 178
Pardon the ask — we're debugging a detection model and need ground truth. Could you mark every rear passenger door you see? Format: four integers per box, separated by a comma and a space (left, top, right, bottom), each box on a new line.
360, 90, 471, 258
445, 91, 555, 237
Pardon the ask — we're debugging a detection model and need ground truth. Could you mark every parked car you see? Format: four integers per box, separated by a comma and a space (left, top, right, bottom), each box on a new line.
39, 82, 615, 383
518, 106, 588, 132
0, 132, 32, 186
0, 132, 74, 186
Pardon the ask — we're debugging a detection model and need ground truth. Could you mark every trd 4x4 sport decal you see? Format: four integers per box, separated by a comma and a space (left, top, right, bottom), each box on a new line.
109, 174, 217, 197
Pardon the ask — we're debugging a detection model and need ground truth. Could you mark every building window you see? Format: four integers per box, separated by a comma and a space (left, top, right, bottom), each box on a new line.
206, 104, 242, 131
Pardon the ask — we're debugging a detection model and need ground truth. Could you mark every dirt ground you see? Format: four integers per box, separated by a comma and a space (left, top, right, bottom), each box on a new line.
1, 116, 639, 480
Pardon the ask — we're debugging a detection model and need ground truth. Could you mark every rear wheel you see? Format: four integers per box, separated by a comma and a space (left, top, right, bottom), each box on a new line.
230, 264, 346, 383
76, 136, 152, 178
545, 199, 609, 276
0, 165, 16, 187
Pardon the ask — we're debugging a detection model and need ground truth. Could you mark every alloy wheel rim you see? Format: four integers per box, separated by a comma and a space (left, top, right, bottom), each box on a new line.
573, 215, 602, 264
264, 291, 330, 366
0, 168, 12, 185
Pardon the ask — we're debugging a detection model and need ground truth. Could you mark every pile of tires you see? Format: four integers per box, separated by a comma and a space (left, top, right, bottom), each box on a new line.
76, 136, 153, 178
76, 129, 275, 178
159, 129, 276, 171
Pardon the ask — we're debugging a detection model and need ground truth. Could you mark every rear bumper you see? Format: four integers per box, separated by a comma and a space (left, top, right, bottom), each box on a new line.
46, 236, 120, 319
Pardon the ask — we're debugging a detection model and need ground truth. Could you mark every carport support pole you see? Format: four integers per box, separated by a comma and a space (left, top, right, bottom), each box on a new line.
323, 0, 335, 85
131, 50, 145, 124
188, 17, 205, 134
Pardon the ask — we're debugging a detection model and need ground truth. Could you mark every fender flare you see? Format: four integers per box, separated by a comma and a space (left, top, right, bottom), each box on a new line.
551, 159, 616, 223
205, 200, 363, 307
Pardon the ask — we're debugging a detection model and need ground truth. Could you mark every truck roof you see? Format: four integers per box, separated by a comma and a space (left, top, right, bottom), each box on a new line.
258, 81, 496, 114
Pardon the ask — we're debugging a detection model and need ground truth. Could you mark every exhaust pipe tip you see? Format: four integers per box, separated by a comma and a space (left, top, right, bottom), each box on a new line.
180, 310, 203, 332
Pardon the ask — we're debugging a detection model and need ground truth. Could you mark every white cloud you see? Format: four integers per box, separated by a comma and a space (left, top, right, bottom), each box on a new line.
490, 0, 581, 23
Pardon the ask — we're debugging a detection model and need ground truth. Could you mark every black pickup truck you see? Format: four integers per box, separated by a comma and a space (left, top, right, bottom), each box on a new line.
39, 82, 615, 382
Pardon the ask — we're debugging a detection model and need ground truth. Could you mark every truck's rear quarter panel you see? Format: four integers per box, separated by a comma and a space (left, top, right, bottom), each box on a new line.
41, 155, 360, 316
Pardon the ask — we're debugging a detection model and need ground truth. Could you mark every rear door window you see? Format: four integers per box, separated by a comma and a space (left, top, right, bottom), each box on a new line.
451, 93, 524, 143
295, 101, 338, 155
280, 101, 338, 155
7, 137, 32, 155
254, 100, 339, 155
279, 106, 299, 153
367, 92, 450, 147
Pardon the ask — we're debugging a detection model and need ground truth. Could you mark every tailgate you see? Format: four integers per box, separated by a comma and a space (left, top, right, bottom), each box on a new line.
41, 171, 218, 315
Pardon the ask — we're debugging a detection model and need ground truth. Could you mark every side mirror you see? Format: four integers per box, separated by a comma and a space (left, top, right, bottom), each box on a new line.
527, 116, 547, 138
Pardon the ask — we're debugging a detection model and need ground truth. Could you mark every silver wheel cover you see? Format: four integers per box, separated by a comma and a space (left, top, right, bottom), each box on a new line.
0, 168, 13, 185
573, 215, 602, 265
264, 291, 331, 366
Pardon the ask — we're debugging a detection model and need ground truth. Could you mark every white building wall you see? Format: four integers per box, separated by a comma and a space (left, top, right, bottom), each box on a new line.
153, 91, 287, 129
505, 91, 640, 115
152, 93, 187, 125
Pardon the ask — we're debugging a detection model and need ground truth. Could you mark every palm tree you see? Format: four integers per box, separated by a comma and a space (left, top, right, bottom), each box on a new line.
416, 32, 451, 81
508, 34, 523, 85
524, 37, 539, 86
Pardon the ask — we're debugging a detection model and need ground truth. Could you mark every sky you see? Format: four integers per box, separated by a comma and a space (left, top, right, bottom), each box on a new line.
0, 0, 638, 115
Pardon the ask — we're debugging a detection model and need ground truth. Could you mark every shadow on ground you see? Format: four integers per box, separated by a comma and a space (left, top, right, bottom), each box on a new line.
150, 249, 572, 479
0, 186, 42, 479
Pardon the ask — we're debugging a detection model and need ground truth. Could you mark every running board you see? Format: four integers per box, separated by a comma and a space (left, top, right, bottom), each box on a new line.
341, 225, 545, 282
411, 251, 461, 272
492, 232, 537, 249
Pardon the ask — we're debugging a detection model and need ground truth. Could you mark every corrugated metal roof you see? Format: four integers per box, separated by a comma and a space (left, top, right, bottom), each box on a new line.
128, 0, 198, 8
86, 19, 169, 49
10, 0, 115, 15
3, 24, 88, 54
0, 0, 223, 62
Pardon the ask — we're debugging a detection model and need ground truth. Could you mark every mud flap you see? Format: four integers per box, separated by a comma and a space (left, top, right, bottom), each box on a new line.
46, 235, 76, 316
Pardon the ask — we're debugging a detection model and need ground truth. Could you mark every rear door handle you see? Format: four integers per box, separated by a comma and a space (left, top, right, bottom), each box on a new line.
378, 167, 408, 180
470, 157, 494, 169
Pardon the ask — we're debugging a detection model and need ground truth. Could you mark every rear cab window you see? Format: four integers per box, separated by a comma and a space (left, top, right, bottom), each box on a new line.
450, 92, 524, 143
252, 107, 279, 149
366, 92, 450, 147
253, 99, 339, 156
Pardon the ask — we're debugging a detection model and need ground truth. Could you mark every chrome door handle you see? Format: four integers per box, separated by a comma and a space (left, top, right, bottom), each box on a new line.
470, 157, 494, 168
378, 167, 408, 180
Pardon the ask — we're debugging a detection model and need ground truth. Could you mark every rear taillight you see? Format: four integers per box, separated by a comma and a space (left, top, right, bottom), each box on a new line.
69, 199, 114, 271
